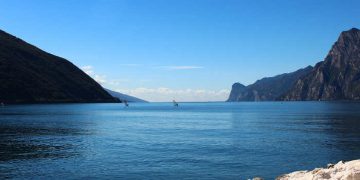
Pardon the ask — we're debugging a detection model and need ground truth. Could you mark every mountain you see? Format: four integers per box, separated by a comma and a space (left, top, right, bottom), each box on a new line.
105, 88, 148, 103
228, 28, 360, 102
0, 29, 118, 104
227, 83, 247, 101
281, 28, 360, 101
227, 66, 313, 101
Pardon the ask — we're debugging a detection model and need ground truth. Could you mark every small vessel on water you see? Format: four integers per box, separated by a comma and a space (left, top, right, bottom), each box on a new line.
124, 100, 129, 107
1, 102, 4, 107
173, 100, 179, 107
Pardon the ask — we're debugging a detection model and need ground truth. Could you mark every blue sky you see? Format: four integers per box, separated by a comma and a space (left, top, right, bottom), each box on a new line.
1, 0, 359, 101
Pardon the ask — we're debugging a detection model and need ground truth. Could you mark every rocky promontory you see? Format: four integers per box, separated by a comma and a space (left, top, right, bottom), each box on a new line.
276, 160, 360, 180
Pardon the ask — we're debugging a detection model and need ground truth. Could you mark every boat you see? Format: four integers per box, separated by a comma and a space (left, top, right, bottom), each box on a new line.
173, 100, 179, 107
124, 100, 129, 107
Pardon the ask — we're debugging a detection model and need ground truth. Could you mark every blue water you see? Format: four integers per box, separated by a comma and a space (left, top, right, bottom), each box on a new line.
0, 102, 360, 179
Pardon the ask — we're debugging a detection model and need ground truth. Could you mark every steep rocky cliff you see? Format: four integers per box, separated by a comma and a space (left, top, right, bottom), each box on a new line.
228, 28, 360, 102
281, 28, 360, 101
0, 30, 118, 103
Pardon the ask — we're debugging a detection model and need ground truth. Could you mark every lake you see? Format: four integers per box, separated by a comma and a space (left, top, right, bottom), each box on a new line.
0, 102, 360, 179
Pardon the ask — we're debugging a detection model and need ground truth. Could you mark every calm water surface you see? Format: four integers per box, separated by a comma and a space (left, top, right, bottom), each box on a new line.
0, 102, 360, 179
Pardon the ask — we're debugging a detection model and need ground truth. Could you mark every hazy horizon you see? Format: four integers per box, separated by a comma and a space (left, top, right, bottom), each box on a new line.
1, 0, 359, 102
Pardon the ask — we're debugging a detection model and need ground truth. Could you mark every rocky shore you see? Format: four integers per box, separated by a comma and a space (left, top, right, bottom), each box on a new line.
276, 160, 360, 180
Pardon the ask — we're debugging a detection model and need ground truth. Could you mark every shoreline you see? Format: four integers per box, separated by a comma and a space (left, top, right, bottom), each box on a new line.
275, 160, 360, 180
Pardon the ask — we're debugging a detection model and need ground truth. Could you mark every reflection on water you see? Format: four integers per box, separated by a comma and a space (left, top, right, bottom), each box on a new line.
0, 102, 359, 179
0, 125, 88, 162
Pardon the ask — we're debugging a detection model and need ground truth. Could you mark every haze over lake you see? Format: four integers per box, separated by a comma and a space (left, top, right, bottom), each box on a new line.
1, 102, 360, 179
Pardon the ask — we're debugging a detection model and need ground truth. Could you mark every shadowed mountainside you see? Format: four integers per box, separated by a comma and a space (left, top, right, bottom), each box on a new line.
0, 29, 118, 104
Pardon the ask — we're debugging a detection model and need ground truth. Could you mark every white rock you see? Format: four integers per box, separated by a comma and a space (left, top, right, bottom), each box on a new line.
277, 160, 360, 180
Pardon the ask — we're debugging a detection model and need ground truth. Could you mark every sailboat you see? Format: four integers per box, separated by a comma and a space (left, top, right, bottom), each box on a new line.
124, 100, 129, 107
173, 100, 179, 107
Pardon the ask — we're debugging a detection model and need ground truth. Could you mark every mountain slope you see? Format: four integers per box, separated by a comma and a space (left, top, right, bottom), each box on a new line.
281, 28, 360, 101
105, 89, 148, 103
0, 29, 118, 103
227, 66, 313, 101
